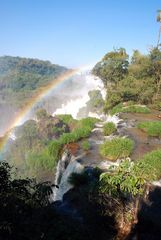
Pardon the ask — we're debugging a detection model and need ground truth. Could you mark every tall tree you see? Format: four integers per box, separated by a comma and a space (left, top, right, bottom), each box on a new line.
157, 10, 161, 48
92, 48, 129, 87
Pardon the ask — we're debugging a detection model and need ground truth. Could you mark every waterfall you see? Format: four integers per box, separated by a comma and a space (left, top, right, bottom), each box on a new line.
53, 70, 106, 119
52, 153, 84, 202
52, 69, 107, 201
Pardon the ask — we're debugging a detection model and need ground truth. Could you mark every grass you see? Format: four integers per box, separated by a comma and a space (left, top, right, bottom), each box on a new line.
110, 103, 150, 115
48, 117, 99, 161
82, 140, 90, 151
103, 122, 117, 136
137, 121, 161, 138
137, 150, 161, 181
99, 137, 134, 161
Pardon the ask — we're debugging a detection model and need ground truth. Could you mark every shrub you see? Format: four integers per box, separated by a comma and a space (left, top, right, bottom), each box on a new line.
59, 132, 76, 144
26, 149, 57, 171
56, 114, 73, 124
36, 108, 49, 120
137, 121, 161, 137
82, 140, 90, 151
103, 122, 116, 136
99, 137, 134, 161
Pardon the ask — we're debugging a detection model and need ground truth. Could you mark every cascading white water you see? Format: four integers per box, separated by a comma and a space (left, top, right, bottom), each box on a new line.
52, 152, 84, 201
52, 69, 106, 201
53, 69, 106, 119
51, 68, 127, 202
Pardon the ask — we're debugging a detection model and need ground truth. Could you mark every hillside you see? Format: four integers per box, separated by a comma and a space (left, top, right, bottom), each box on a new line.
0, 56, 68, 135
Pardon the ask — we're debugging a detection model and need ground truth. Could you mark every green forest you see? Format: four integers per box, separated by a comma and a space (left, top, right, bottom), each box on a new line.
0, 56, 68, 134
92, 47, 161, 112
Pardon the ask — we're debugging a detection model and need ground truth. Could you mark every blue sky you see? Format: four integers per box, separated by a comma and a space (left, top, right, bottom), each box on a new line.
0, 0, 160, 67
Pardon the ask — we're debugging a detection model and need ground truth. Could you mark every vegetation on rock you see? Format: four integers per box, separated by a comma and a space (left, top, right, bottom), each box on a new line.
82, 140, 91, 151
99, 137, 134, 160
103, 122, 116, 136
137, 121, 161, 138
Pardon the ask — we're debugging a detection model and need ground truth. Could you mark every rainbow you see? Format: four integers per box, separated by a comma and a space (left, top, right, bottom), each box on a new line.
0, 68, 81, 151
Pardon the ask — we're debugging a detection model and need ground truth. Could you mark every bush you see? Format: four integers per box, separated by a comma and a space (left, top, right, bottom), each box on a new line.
99, 137, 134, 161
36, 108, 49, 120
59, 132, 76, 144
56, 114, 73, 124
103, 122, 116, 136
26, 148, 57, 171
82, 140, 90, 151
137, 121, 161, 137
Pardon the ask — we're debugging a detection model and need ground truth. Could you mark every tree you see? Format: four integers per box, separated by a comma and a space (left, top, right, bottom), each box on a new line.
36, 108, 49, 121
0, 161, 53, 240
157, 10, 161, 48
150, 47, 161, 101
92, 48, 129, 87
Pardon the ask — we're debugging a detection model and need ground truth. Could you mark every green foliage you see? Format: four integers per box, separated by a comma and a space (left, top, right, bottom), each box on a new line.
109, 103, 124, 115
138, 121, 161, 137
0, 56, 67, 133
92, 48, 129, 86
56, 114, 73, 124
48, 140, 62, 160
122, 105, 151, 113
103, 122, 116, 136
137, 150, 161, 181
93, 48, 161, 112
49, 117, 98, 161
0, 56, 67, 90
87, 90, 104, 112
99, 159, 146, 197
26, 148, 58, 172
36, 108, 49, 120
82, 140, 90, 151
59, 132, 77, 144
110, 103, 150, 115
78, 117, 99, 129
99, 137, 134, 160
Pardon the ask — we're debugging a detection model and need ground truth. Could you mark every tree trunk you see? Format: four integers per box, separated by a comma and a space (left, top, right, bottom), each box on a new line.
157, 25, 161, 48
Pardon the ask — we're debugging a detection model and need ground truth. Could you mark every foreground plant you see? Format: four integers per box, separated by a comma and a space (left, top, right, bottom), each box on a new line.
98, 159, 147, 238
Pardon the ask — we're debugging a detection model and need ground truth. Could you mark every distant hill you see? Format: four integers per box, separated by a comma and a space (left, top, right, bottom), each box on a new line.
0, 56, 68, 135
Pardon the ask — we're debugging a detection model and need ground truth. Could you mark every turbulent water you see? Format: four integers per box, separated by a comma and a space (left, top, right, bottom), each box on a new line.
52, 153, 84, 201
52, 69, 106, 201
53, 70, 106, 119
